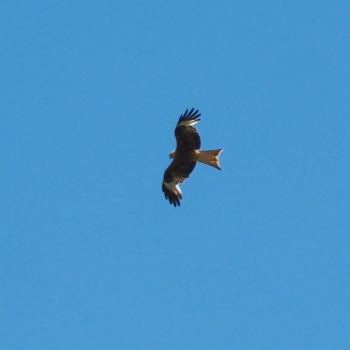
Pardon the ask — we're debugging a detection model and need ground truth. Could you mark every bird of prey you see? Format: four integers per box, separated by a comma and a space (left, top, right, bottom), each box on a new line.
162, 108, 223, 207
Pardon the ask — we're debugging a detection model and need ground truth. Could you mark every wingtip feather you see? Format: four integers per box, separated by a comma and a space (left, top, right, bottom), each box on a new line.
178, 108, 201, 125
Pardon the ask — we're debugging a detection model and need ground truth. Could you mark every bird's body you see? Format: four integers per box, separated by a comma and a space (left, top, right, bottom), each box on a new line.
162, 108, 223, 206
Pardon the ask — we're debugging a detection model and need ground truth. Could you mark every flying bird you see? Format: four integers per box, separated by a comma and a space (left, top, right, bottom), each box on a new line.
162, 108, 223, 207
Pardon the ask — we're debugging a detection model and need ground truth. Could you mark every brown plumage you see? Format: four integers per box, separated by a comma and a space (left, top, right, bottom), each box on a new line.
162, 108, 223, 207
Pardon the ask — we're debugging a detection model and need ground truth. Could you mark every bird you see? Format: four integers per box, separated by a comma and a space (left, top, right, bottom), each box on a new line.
162, 108, 223, 207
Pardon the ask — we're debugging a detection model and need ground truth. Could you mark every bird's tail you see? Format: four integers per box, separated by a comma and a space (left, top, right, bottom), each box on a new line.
197, 149, 223, 170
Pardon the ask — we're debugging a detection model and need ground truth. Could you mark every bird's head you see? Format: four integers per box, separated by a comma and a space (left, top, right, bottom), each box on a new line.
169, 151, 176, 159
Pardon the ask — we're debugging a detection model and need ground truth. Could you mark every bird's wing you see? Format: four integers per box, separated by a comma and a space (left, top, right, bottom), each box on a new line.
175, 108, 201, 151
162, 158, 197, 207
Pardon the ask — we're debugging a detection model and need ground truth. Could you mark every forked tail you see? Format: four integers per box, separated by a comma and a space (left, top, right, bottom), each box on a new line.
197, 149, 223, 170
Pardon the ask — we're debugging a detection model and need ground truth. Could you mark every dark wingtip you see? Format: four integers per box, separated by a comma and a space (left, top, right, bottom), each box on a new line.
180, 109, 187, 120
178, 108, 201, 124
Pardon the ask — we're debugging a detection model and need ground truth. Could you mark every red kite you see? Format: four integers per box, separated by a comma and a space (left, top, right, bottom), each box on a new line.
162, 108, 223, 206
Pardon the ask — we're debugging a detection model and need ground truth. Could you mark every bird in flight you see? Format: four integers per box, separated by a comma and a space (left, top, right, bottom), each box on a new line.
162, 108, 223, 207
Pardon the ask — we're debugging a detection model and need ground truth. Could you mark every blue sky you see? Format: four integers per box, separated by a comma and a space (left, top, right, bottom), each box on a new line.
1, 0, 349, 349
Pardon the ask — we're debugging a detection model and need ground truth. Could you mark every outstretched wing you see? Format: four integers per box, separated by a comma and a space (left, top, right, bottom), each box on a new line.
162, 108, 201, 207
162, 158, 197, 207
175, 108, 201, 152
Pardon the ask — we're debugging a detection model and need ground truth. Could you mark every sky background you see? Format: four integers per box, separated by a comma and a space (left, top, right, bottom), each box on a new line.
1, 0, 350, 349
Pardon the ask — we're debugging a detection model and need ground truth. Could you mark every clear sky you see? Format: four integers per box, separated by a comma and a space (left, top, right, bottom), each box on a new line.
1, 0, 349, 349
